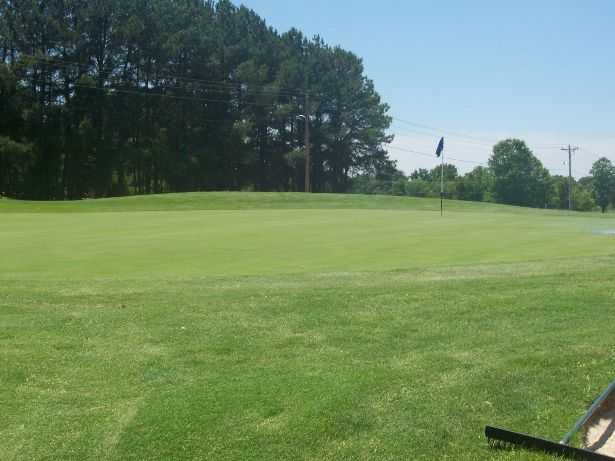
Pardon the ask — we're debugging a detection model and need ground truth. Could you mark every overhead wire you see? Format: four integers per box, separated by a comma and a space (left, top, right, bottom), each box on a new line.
392, 118, 578, 154
389, 138, 596, 176
392, 117, 500, 146
388, 145, 488, 166
17, 56, 613, 176
14, 54, 312, 99
27, 78, 288, 108
577, 147, 612, 161
392, 126, 496, 149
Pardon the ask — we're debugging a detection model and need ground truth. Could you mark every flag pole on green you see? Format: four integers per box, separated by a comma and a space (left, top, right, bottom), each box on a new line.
436, 137, 445, 216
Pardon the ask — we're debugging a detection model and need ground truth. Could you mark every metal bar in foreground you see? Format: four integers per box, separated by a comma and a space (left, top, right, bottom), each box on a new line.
486, 426, 615, 461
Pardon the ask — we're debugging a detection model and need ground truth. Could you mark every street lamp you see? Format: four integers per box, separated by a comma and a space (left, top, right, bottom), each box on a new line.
297, 107, 311, 193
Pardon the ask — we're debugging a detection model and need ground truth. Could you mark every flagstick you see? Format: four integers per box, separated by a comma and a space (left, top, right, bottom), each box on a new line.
440, 149, 444, 216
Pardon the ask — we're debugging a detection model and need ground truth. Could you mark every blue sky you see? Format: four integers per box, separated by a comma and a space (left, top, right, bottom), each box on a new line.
235, 0, 615, 177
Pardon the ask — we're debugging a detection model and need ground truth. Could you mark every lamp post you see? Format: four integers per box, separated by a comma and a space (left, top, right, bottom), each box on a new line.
297, 101, 311, 193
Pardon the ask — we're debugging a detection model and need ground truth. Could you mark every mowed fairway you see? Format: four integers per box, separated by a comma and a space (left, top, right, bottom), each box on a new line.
2, 193, 615, 460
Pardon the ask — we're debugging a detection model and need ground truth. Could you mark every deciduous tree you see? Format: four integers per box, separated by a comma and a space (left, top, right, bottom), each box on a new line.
590, 157, 615, 213
489, 139, 551, 208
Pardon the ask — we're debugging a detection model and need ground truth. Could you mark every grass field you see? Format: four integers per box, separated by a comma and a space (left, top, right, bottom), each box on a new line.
2, 193, 615, 460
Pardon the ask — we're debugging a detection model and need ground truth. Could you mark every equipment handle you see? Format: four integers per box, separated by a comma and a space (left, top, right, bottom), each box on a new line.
561, 377, 615, 445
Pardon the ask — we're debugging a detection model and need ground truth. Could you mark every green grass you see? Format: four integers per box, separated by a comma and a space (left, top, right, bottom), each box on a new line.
2, 191, 611, 214
2, 192, 615, 460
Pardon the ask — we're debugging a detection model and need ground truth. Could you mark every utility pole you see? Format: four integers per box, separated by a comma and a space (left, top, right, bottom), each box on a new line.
304, 93, 311, 193
561, 145, 579, 210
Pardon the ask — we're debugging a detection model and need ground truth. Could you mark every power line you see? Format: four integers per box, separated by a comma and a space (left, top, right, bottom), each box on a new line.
392, 117, 501, 146
388, 144, 488, 166
389, 142, 588, 177
577, 147, 613, 161
19, 54, 309, 96
21, 55, 614, 179
392, 119, 575, 154
448, 156, 486, 165
390, 126, 600, 177
16, 54, 311, 99
28, 78, 284, 108
387, 145, 434, 158
392, 126, 495, 148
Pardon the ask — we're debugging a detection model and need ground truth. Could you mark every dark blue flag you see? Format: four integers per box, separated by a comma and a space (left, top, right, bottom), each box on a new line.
435, 137, 444, 158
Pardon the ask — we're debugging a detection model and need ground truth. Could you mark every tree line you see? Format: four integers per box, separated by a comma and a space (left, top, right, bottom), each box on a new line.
353, 139, 615, 213
0, 0, 393, 199
2, 1, 613, 212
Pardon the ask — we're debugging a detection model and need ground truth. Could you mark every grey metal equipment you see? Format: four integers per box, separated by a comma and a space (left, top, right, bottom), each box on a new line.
486, 377, 615, 460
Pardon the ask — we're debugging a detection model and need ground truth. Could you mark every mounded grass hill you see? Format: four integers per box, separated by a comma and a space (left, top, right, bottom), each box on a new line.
2, 193, 614, 460
1, 191, 609, 213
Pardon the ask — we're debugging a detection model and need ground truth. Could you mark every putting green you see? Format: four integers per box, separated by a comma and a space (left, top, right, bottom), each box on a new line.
0, 198, 611, 279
